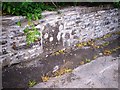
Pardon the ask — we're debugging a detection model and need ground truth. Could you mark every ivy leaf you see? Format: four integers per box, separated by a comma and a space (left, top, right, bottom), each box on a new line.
41, 76, 50, 82
27, 13, 33, 21
34, 14, 39, 20
17, 21, 21, 26
24, 26, 41, 45
23, 27, 29, 34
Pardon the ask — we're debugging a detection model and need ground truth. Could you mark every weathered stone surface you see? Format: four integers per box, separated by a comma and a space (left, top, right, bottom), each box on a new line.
2, 33, 120, 88
1, 6, 120, 66
33, 56, 119, 88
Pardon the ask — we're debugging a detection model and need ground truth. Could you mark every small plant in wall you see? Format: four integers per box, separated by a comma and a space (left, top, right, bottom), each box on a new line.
23, 24, 41, 45
16, 19, 41, 46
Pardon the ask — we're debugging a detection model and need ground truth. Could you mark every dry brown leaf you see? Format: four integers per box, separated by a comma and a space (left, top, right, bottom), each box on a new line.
93, 55, 98, 60
41, 76, 50, 82
103, 50, 112, 56
80, 61, 85, 65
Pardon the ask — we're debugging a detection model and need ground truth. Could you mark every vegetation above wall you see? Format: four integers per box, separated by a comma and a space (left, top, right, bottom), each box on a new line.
2, 2, 120, 20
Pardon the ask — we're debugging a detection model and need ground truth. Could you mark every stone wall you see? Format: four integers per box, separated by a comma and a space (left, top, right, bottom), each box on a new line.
1, 7, 119, 67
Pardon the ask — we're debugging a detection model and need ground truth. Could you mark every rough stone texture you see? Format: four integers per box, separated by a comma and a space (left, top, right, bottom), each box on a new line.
33, 55, 119, 88
1, 7, 120, 66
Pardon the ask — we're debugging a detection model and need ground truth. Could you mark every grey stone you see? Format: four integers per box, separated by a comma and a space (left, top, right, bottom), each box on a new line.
1, 7, 119, 66
33, 56, 119, 88
65, 33, 70, 39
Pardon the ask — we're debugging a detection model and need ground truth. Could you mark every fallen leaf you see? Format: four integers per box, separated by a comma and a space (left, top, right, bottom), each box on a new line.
41, 76, 50, 82
76, 43, 83, 47
102, 42, 109, 46
82, 42, 87, 46
55, 52, 60, 55
85, 59, 91, 63
58, 49, 65, 54
80, 61, 85, 65
103, 34, 112, 39
87, 41, 95, 46
111, 46, 120, 52
53, 68, 72, 77
103, 50, 112, 56
64, 68, 72, 73
93, 55, 98, 60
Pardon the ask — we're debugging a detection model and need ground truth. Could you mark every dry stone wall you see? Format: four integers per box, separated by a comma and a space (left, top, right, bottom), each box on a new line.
0, 7, 119, 67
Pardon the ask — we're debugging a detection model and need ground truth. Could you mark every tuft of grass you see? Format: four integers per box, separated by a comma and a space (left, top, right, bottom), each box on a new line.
28, 80, 37, 87
85, 58, 91, 63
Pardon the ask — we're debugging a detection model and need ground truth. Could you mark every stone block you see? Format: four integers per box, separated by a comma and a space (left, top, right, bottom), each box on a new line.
1, 7, 119, 66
